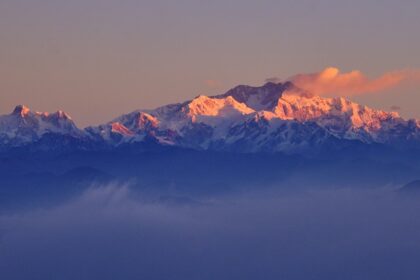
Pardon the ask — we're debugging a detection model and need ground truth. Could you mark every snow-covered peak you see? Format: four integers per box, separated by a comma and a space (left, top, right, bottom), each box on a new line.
110, 122, 134, 136
0, 105, 82, 147
275, 93, 399, 128
12, 105, 31, 117
85, 110, 162, 144
51, 110, 72, 120
186, 95, 254, 120
114, 111, 160, 131
215, 82, 293, 111
10, 105, 73, 121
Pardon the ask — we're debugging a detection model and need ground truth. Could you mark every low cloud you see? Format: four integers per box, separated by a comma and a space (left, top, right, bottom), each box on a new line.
1, 184, 420, 279
289, 67, 420, 96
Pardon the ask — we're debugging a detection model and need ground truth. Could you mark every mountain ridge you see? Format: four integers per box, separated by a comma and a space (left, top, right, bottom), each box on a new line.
1, 81, 419, 154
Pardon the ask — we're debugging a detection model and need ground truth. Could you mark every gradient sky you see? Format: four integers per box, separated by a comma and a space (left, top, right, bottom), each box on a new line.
1, 0, 420, 127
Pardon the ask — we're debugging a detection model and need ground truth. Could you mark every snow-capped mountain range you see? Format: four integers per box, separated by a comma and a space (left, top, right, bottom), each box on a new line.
1, 82, 419, 153
0, 105, 83, 148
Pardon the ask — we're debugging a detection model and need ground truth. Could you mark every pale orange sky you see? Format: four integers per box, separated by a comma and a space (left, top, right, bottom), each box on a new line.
1, 0, 419, 127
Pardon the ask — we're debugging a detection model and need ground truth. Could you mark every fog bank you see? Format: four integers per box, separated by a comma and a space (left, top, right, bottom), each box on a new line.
1, 185, 420, 280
